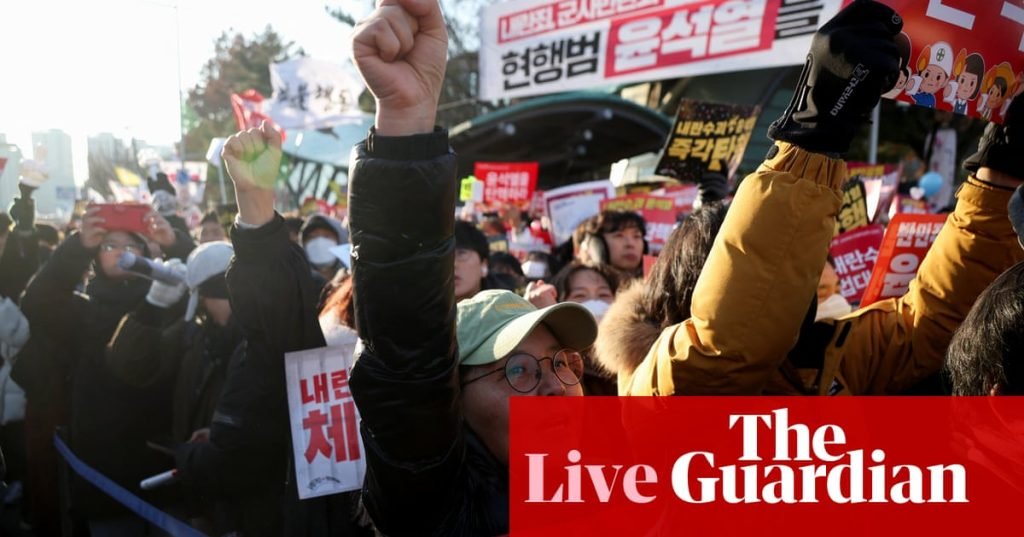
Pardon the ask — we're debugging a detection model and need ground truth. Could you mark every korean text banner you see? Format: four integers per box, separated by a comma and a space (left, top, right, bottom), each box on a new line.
829, 224, 884, 304
479, 0, 1023, 124
859, 213, 947, 306
475, 161, 540, 204
269, 58, 365, 130
284, 345, 365, 499
544, 180, 617, 244
656, 99, 761, 182
509, 397, 1024, 536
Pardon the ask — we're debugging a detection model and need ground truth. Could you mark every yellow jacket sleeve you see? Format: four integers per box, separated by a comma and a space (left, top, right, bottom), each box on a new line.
621, 142, 846, 395
835, 178, 1024, 394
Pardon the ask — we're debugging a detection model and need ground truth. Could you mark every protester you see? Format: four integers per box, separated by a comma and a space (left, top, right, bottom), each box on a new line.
615, 1, 1024, 397
197, 210, 227, 243
0, 297, 29, 530
487, 251, 526, 291
521, 250, 553, 283
17, 204, 194, 535
284, 216, 304, 244
577, 210, 647, 280
454, 220, 517, 302
300, 214, 346, 281
338, 2, 598, 533
816, 256, 853, 321
0, 213, 10, 256
594, 202, 727, 393
318, 272, 357, 348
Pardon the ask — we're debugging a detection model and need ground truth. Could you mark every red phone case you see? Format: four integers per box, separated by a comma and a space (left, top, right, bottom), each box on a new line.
91, 203, 150, 234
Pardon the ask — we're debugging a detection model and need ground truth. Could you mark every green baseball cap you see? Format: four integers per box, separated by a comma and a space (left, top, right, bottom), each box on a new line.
457, 290, 598, 366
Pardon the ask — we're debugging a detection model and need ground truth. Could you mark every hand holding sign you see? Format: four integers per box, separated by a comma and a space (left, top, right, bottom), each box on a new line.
768, 0, 903, 155
222, 122, 283, 227
351, 0, 447, 136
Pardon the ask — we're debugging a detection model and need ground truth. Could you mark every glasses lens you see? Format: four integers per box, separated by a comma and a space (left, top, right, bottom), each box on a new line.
505, 353, 540, 393
553, 350, 584, 386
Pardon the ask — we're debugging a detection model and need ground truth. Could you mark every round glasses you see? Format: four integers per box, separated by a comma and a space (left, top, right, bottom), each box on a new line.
462, 349, 585, 393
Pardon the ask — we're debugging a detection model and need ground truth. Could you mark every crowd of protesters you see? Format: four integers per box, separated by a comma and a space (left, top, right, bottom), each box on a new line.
0, 0, 1023, 535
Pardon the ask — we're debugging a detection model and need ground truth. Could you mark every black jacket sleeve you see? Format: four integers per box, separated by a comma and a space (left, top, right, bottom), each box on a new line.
105, 302, 183, 388
0, 228, 40, 300
347, 127, 462, 535
176, 215, 324, 498
20, 233, 93, 345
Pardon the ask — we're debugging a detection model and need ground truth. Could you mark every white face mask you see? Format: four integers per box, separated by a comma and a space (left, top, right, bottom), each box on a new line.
305, 237, 339, 267
580, 299, 611, 323
815, 293, 853, 322
522, 260, 548, 279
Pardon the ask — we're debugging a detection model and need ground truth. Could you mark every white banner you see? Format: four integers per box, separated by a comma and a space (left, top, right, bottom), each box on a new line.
544, 179, 616, 245
269, 58, 365, 130
479, 0, 844, 101
285, 344, 365, 500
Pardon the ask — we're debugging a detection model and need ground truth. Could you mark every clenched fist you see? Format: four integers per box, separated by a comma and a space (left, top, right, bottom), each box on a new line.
222, 122, 282, 227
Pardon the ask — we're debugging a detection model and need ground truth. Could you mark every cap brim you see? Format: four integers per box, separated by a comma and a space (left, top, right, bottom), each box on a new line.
461, 302, 598, 366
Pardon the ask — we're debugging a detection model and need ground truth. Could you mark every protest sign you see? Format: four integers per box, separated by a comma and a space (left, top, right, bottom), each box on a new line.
892, 195, 930, 216
829, 225, 884, 304
230, 89, 274, 132
859, 213, 947, 306
285, 345, 365, 500
847, 162, 901, 223
479, 0, 1023, 124
835, 179, 869, 235
544, 180, 616, 245
475, 162, 539, 204
601, 194, 676, 251
269, 58, 365, 130
652, 184, 699, 213
460, 176, 485, 203
656, 99, 761, 183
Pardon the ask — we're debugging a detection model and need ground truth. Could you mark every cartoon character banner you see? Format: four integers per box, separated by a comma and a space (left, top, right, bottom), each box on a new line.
478, 0, 1023, 123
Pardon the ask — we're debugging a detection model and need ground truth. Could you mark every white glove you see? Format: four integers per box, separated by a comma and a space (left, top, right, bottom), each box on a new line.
0, 298, 30, 358
145, 259, 188, 308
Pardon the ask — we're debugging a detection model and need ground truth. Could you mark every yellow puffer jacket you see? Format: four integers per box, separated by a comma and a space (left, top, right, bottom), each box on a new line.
619, 142, 1024, 396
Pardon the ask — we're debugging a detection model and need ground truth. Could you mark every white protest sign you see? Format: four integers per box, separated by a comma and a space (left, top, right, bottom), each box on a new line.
544, 180, 616, 245
269, 58, 365, 130
285, 344, 365, 499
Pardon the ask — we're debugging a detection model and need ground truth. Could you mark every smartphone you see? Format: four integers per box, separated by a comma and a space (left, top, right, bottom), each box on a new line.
90, 203, 151, 234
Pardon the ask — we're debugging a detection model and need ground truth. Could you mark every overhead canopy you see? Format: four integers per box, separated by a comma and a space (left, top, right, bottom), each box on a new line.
449, 92, 672, 189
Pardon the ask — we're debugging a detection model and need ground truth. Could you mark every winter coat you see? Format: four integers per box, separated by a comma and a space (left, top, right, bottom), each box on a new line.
596, 143, 1024, 396
17, 232, 193, 518
347, 128, 508, 536
174, 215, 368, 537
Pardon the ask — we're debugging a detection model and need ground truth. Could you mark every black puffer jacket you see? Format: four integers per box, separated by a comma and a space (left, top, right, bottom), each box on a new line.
18, 232, 193, 518
348, 128, 508, 536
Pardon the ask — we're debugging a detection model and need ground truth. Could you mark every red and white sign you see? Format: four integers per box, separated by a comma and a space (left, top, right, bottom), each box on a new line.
859, 213, 947, 306
481, 0, 1024, 124
285, 345, 365, 499
601, 194, 677, 251
653, 184, 700, 213
476, 161, 539, 204
544, 180, 617, 245
829, 225, 885, 304
230, 89, 273, 131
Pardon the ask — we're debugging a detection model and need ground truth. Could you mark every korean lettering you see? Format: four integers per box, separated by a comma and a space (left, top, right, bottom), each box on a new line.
503, 33, 601, 91
774, 0, 825, 39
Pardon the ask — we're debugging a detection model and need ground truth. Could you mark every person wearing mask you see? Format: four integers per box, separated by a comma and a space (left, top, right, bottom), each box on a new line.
197, 210, 227, 244
300, 214, 347, 281
594, 202, 728, 394
17, 205, 194, 535
578, 210, 647, 279
816, 256, 853, 321
209, 4, 599, 534
613, 1, 1024, 397
454, 220, 516, 302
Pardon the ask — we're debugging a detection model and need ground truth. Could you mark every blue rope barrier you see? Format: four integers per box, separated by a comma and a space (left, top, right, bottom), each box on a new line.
53, 433, 208, 537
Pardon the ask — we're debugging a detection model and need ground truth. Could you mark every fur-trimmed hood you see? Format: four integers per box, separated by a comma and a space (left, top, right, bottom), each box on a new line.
593, 283, 663, 377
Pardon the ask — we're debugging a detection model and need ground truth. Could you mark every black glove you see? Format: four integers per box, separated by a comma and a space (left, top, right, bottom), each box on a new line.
768, 0, 903, 156
963, 96, 1024, 180
697, 173, 729, 205
8, 195, 34, 232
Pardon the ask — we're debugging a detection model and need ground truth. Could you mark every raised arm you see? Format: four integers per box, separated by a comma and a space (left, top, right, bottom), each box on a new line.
347, 1, 463, 534
618, 0, 903, 395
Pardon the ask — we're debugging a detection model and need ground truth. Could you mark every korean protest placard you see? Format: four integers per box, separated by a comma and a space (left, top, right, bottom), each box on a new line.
829, 224, 885, 305
835, 179, 869, 236
269, 58, 365, 130
544, 180, 617, 245
859, 213, 948, 306
285, 344, 365, 499
656, 99, 761, 183
475, 162, 539, 204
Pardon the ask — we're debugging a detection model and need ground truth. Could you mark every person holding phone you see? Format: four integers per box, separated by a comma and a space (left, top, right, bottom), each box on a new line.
17, 204, 194, 535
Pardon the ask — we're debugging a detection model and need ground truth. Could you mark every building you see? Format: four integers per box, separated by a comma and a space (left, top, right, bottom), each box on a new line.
32, 129, 77, 218
0, 134, 23, 214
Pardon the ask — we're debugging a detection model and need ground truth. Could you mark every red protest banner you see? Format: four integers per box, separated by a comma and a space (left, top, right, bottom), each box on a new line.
859, 213, 947, 306
476, 162, 539, 204
893, 195, 930, 215
879, 0, 1024, 123
829, 224, 885, 305
653, 184, 699, 214
510, 397, 1024, 536
601, 194, 677, 251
